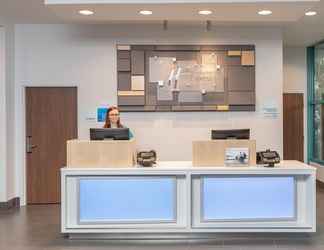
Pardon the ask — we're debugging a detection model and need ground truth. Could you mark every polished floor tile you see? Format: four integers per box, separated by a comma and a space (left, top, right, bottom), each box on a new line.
1, 187, 324, 250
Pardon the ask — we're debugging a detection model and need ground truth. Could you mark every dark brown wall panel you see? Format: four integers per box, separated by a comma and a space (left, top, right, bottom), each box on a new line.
176, 51, 198, 61
172, 106, 204, 111
155, 45, 201, 51
117, 50, 130, 59
131, 50, 145, 75
119, 106, 156, 112
228, 91, 255, 105
118, 72, 131, 91
228, 66, 255, 91
118, 96, 145, 106
146, 83, 157, 106
201, 45, 254, 51
283, 93, 304, 161
117, 59, 131, 72
203, 92, 226, 105
131, 45, 155, 51
226, 56, 242, 66
229, 105, 255, 111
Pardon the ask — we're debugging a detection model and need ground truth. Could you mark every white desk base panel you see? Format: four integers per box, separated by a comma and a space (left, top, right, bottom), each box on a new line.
61, 161, 316, 238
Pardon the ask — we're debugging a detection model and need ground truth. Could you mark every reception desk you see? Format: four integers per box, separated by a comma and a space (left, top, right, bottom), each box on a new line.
61, 160, 316, 238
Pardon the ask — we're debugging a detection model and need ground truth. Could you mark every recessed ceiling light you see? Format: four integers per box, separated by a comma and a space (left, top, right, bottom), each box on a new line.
79, 10, 94, 16
139, 10, 153, 15
305, 11, 317, 16
258, 10, 272, 16
199, 10, 213, 15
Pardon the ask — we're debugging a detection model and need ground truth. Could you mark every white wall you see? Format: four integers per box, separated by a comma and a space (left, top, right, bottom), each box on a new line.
283, 47, 307, 93
5, 23, 15, 201
283, 47, 307, 162
0, 24, 15, 203
0, 26, 7, 202
15, 24, 283, 204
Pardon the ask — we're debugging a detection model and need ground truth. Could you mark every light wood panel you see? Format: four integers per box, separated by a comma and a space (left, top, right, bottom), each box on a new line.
192, 140, 256, 167
241, 51, 255, 66
228, 50, 241, 56
118, 91, 145, 96
117, 45, 131, 51
131, 76, 145, 91
67, 139, 136, 168
216, 105, 229, 111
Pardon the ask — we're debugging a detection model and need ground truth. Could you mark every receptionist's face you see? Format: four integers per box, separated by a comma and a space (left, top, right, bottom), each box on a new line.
109, 109, 120, 124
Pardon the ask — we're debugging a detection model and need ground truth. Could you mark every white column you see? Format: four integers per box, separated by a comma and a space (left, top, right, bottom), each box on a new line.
0, 26, 7, 202
5, 24, 16, 201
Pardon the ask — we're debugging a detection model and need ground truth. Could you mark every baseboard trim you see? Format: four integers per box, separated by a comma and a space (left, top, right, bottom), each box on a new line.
0, 197, 20, 210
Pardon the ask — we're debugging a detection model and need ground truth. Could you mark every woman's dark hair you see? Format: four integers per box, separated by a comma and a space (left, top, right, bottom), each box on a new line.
103, 106, 123, 128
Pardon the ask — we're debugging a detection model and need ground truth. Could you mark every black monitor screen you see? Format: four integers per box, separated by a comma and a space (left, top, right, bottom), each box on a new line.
90, 128, 130, 141
211, 129, 250, 140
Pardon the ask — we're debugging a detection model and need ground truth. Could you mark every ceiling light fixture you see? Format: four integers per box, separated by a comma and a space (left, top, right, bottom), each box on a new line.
305, 11, 317, 16
258, 10, 272, 16
79, 10, 94, 16
199, 10, 213, 15
139, 10, 153, 15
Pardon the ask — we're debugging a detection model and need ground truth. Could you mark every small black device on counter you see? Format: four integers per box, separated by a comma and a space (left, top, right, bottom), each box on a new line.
211, 129, 250, 140
137, 150, 157, 167
257, 149, 280, 167
90, 128, 130, 140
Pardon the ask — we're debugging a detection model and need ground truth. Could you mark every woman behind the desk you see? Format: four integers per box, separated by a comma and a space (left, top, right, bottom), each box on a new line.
104, 106, 124, 128
103, 106, 133, 138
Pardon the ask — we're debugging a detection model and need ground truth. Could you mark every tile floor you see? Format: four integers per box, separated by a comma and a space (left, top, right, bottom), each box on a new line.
1, 186, 324, 250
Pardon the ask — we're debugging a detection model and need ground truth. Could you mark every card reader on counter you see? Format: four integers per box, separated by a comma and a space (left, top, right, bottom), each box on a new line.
257, 149, 280, 167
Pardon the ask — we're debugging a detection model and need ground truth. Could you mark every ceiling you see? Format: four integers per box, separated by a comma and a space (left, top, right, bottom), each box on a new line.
0, 0, 323, 46
46, 3, 316, 22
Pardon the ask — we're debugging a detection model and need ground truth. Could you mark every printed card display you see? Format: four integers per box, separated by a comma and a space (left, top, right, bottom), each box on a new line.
225, 147, 249, 165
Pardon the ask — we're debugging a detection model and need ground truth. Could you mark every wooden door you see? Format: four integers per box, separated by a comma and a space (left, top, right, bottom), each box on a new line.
26, 87, 77, 204
283, 93, 304, 161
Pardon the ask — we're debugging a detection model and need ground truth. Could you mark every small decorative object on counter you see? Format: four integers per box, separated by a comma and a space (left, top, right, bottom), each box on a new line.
137, 150, 157, 167
256, 149, 280, 167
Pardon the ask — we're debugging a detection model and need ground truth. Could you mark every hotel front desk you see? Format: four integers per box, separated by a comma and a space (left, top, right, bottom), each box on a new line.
61, 159, 316, 238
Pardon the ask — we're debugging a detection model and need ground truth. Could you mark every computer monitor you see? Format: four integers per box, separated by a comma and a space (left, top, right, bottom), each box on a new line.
90, 128, 130, 140
211, 129, 250, 140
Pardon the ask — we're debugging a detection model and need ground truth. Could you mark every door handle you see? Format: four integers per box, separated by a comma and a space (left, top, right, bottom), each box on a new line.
26, 136, 37, 153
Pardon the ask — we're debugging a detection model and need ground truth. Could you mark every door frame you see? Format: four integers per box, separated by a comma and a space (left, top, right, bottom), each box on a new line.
18, 85, 78, 206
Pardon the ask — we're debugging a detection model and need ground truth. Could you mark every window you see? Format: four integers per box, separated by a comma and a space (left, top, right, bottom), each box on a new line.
308, 43, 324, 163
